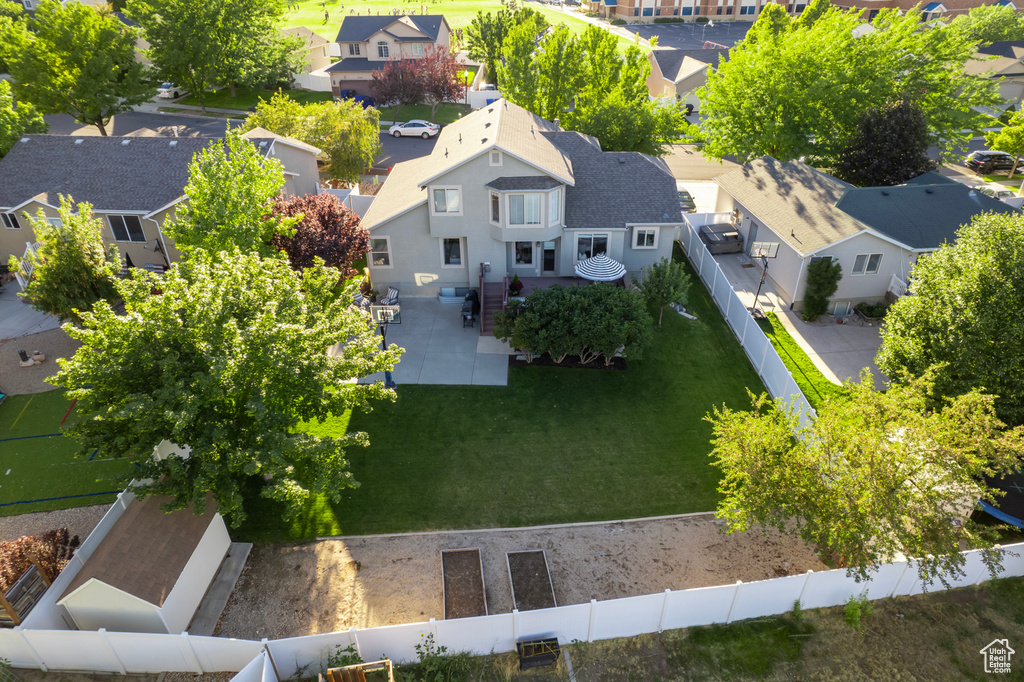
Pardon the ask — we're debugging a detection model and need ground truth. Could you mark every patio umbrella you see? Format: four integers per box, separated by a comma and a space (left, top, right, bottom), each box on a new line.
574, 254, 627, 281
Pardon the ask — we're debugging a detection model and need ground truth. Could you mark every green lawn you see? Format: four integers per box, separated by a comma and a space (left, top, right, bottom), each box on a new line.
0, 392, 134, 516
235, 247, 765, 542
278, 0, 645, 55
377, 102, 472, 124
177, 87, 334, 111
757, 312, 848, 410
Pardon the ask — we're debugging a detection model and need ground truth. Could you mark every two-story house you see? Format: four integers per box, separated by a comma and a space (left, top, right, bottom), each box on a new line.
646, 48, 729, 113
326, 15, 451, 98
0, 129, 321, 278
361, 99, 683, 299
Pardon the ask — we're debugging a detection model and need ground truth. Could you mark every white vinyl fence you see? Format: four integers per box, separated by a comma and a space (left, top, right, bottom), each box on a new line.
679, 216, 816, 428
4, 543, 1024, 679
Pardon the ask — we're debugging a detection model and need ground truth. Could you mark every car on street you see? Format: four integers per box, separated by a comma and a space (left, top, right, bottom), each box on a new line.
677, 188, 697, 213
157, 82, 187, 99
964, 150, 1021, 174
389, 120, 440, 139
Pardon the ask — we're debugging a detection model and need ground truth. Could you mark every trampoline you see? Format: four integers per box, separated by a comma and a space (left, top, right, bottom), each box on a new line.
981, 471, 1024, 528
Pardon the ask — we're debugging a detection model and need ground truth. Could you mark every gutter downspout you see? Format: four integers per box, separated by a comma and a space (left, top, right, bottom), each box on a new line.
790, 258, 806, 311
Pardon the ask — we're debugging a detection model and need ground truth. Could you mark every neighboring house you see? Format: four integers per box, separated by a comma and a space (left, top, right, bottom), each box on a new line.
588, 0, 994, 23
708, 159, 1017, 313
56, 494, 230, 634
361, 99, 682, 298
326, 15, 451, 98
966, 39, 1024, 111
114, 11, 153, 67
285, 26, 332, 74
0, 130, 321, 275
646, 48, 729, 112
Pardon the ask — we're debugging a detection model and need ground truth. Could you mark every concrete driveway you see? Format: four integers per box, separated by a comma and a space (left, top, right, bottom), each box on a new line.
714, 253, 887, 389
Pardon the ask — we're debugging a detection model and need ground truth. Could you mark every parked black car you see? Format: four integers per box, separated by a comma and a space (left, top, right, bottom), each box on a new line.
678, 189, 697, 213
964, 150, 1021, 174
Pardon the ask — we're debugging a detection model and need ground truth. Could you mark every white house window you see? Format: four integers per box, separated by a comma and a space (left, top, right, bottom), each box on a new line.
45, 218, 62, 227
432, 187, 461, 214
509, 194, 541, 225
441, 238, 462, 267
1, 213, 20, 229
549, 190, 560, 225
633, 227, 658, 249
409, 43, 425, 57
489, 151, 502, 166
490, 192, 500, 223
377, 41, 389, 58
515, 241, 533, 265
349, 43, 361, 55
370, 237, 392, 268
810, 255, 834, 265
577, 233, 608, 259
21, 0, 32, 8
322, 47, 328, 57
108, 215, 146, 242
853, 253, 882, 275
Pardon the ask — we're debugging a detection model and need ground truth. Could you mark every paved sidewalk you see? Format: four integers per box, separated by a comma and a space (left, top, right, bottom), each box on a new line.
0, 281, 59, 340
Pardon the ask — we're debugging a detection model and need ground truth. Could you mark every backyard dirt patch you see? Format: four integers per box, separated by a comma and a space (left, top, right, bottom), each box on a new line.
442, 548, 486, 619
216, 513, 828, 641
507, 550, 556, 611
0, 327, 80, 396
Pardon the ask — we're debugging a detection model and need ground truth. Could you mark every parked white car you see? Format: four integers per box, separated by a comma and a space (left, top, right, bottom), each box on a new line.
157, 82, 187, 99
388, 120, 440, 139
974, 184, 1017, 201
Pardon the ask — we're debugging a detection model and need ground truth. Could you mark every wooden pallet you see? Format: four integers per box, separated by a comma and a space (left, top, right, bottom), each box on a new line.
319, 659, 393, 682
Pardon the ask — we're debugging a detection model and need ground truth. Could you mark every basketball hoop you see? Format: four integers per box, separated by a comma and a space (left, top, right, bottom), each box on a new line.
370, 305, 401, 325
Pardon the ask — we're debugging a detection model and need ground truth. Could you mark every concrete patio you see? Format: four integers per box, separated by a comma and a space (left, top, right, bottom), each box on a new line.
713, 253, 887, 390
0, 280, 60, 340
354, 298, 512, 387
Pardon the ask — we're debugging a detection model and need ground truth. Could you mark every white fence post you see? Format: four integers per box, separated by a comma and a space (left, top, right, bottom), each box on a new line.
348, 626, 362, 660
15, 628, 48, 672
891, 562, 910, 598
180, 632, 205, 674
587, 599, 598, 642
797, 571, 813, 605
725, 582, 743, 624
658, 589, 672, 633
429, 617, 437, 640
98, 629, 127, 675
512, 609, 519, 642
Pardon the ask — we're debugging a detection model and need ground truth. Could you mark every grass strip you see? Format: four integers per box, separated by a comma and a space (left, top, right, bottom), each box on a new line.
757, 312, 848, 410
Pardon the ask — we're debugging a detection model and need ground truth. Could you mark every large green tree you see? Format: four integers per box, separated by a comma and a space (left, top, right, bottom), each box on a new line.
698, 6, 998, 165
465, 7, 547, 85
0, 79, 47, 160
833, 100, 936, 187
877, 212, 1024, 426
985, 109, 1024, 179
0, 0, 153, 136
708, 373, 1024, 585
0, 0, 26, 74
11, 197, 120, 325
212, 0, 301, 96
163, 130, 296, 258
244, 93, 381, 184
950, 4, 1024, 44
52, 249, 402, 525
632, 257, 691, 327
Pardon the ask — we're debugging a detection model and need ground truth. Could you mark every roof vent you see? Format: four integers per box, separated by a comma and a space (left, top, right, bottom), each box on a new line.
169, 140, 178, 147
458, 133, 462, 143
74, 139, 84, 145
259, 141, 268, 147
618, 157, 626, 164
481, 137, 488, 144
19, 137, 29, 143
484, 121, 492, 128
121, 139, 131, 146
881, 190, 889, 196
486, 107, 494, 114
925, 188, 934, 194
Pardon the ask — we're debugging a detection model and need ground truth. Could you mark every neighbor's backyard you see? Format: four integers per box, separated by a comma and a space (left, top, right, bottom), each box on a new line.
237, 255, 765, 542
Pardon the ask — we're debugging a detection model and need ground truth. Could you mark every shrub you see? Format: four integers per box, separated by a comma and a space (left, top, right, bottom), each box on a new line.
610, 18, 627, 25
844, 593, 874, 633
654, 16, 687, 22
802, 257, 842, 320
695, 15, 710, 23
855, 301, 889, 318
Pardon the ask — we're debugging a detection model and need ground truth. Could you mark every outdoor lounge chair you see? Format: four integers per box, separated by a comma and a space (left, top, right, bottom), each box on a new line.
352, 291, 371, 309
380, 287, 400, 305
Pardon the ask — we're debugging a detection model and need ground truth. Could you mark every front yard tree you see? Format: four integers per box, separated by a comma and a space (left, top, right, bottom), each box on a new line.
985, 110, 1024, 180
0, 0, 153, 136
271, 193, 370, 280
369, 58, 423, 124
698, 6, 998, 165
0, 80, 47, 160
215, 0, 301, 95
52, 250, 403, 525
164, 130, 296, 258
465, 7, 547, 86
13, 197, 120, 325
833, 101, 936, 187
877, 212, 1024, 425
420, 47, 467, 123
708, 373, 1024, 585
632, 257, 691, 327
245, 93, 381, 184
951, 4, 1024, 44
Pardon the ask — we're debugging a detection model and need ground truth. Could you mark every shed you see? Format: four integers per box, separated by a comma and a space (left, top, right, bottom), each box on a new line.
57, 494, 230, 634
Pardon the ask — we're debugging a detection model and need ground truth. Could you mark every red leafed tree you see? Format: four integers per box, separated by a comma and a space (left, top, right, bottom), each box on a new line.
369, 58, 423, 124
0, 528, 80, 593
421, 46, 467, 123
271, 193, 370, 280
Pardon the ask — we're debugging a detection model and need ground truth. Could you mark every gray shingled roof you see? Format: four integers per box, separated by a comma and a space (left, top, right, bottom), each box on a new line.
325, 58, 378, 73
975, 40, 1024, 59
902, 171, 957, 186
485, 176, 563, 191
836, 183, 1018, 250
715, 157, 861, 256
334, 15, 446, 43
0, 136, 218, 212
651, 48, 729, 82
546, 131, 680, 231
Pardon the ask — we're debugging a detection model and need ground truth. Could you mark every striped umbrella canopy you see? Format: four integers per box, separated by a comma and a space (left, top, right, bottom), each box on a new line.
574, 253, 627, 281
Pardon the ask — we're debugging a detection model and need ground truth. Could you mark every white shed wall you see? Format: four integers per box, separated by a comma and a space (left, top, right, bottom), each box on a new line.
62, 580, 167, 634
161, 514, 231, 634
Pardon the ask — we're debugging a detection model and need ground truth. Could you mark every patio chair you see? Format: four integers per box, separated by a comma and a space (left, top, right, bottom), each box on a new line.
352, 291, 371, 309
380, 287, 400, 305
